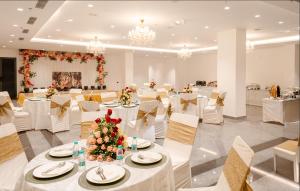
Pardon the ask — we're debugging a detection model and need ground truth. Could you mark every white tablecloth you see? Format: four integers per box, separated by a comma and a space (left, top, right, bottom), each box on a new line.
262, 97, 300, 124
19, 141, 175, 191
23, 99, 51, 130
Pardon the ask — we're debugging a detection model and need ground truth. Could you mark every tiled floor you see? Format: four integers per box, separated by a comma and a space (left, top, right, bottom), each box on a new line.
18, 105, 299, 191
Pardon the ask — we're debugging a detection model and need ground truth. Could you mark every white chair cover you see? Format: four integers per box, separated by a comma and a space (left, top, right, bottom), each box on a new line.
179, 136, 254, 191
79, 101, 105, 124
203, 92, 226, 124
164, 113, 199, 189
49, 95, 71, 133
33, 89, 48, 97
0, 95, 31, 132
179, 93, 199, 116
0, 123, 28, 191
127, 100, 159, 142
0, 91, 22, 111
163, 83, 172, 91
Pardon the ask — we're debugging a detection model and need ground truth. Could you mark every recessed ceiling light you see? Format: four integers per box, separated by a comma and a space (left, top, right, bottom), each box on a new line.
204, 26, 209, 29
278, 21, 284, 25
55, 29, 61, 32
194, 37, 198, 40
87, 4, 94, 8
17, 8, 23, 11
12, 24, 18, 27
10, 34, 15, 37
2, 45, 6, 48
110, 25, 115, 29
224, 6, 230, 10
64, 19, 73, 22
254, 14, 261, 18
175, 20, 181, 25
171, 33, 175, 37
9, 40, 13, 43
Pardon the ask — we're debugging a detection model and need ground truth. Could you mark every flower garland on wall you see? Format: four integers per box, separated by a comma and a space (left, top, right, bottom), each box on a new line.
18, 49, 108, 88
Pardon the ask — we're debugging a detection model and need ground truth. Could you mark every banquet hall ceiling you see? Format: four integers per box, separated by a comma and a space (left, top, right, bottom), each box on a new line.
0, 0, 299, 53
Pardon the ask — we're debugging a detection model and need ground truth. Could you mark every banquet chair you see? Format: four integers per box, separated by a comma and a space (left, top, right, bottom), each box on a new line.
179, 93, 199, 116
273, 139, 299, 182
163, 83, 172, 91
179, 136, 254, 191
0, 95, 31, 132
203, 92, 226, 124
48, 95, 71, 133
100, 92, 118, 103
127, 100, 159, 142
79, 101, 104, 139
164, 112, 199, 189
68, 94, 85, 126
0, 123, 28, 191
0, 91, 23, 111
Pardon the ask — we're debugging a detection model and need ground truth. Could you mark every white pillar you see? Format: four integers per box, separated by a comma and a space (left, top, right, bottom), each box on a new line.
217, 29, 246, 117
124, 51, 134, 86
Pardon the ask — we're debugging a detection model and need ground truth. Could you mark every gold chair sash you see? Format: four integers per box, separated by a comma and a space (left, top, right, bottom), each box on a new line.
0, 101, 12, 116
180, 98, 197, 111
50, 100, 71, 118
216, 96, 224, 106
210, 92, 219, 99
223, 148, 253, 191
0, 133, 24, 164
136, 107, 158, 126
17, 93, 34, 106
167, 103, 173, 118
78, 101, 100, 112
81, 121, 93, 139
166, 120, 197, 145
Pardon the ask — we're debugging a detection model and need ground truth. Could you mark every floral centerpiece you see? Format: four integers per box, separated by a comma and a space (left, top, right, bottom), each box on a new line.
87, 109, 127, 162
119, 87, 133, 105
45, 86, 58, 98
183, 84, 193, 93
149, 81, 156, 89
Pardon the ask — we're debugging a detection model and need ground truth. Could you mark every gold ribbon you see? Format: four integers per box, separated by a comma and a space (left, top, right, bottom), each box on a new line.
17, 93, 34, 106
0, 133, 24, 164
180, 98, 197, 111
167, 103, 173, 118
216, 96, 224, 106
137, 107, 158, 126
210, 92, 219, 99
80, 121, 93, 139
223, 148, 253, 191
277, 140, 298, 153
0, 102, 12, 116
166, 120, 197, 145
50, 100, 70, 118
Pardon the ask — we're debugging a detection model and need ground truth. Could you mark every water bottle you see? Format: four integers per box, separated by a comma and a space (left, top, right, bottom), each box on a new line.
78, 150, 86, 170
131, 136, 138, 153
72, 141, 80, 159
116, 145, 124, 165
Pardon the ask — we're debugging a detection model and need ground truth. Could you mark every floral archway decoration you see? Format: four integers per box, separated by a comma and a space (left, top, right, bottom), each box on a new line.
18, 49, 108, 88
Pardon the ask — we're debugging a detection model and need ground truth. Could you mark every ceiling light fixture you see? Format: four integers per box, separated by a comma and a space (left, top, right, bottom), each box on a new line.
204, 26, 209, 29
254, 14, 261, 18
128, 19, 156, 45
224, 6, 230, 10
177, 45, 192, 59
87, 36, 106, 55
12, 24, 18, 27
17, 8, 24, 11
10, 34, 15, 37
278, 21, 284, 24
87, 4, 94, 8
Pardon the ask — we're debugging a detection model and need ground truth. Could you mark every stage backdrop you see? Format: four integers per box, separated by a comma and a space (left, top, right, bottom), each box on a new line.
52, 72, 82, 89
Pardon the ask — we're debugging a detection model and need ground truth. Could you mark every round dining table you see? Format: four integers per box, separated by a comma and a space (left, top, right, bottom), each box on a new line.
23, 98, 51, 130
19, 140, 175, 191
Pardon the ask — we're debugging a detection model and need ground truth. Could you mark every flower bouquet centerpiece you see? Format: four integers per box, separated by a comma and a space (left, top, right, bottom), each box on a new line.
119, 87, 133, 106
183, 84, 193, 93
45, 85, 58, 98
149, 81, 156, 89
87, 109, 127, 162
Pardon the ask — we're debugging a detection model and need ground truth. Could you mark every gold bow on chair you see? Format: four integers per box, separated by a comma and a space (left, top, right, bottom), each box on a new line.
180, 98, 197, 111
50, 100, 71, 118
136, 107, 158, 126
216, 96, 224, 106
167, 103, 173, 118
0, 102, 11, 116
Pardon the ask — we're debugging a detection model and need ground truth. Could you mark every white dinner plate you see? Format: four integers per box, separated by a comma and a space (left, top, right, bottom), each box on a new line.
48, 146, 73, 157
127, 137, 152, 149
122, 104, 137, 108
33, 161, 74, 179
86, 165, 125, 184
28, 97, 42, 101
131, 151, 162, 164
102, 101, 115, 105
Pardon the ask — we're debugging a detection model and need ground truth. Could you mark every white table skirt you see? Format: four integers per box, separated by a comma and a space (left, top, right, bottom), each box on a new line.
262, 97, 300, 124
23, 99, 51, 130
19, 141, 175, 191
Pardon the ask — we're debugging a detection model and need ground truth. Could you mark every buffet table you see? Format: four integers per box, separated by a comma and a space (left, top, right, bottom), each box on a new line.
19, 141, 175, 191
262, 97, 300, 125
246, 89, 269, 106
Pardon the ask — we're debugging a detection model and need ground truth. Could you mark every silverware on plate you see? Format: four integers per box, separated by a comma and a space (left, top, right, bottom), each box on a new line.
96, 167, 106, 180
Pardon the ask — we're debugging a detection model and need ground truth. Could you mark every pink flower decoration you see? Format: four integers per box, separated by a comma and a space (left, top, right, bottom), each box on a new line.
88, 155, 96, 161
107, 146, 113, 152
113, 147, 118, 153
106, 156, 113, 162
97, 138, 103, 144
102, 127, 108, 134
101, 144, 106, 150
94, 131, 101, 138
104, 136, 109, 143
88, 137, 96, 145
97, 155, 103, 162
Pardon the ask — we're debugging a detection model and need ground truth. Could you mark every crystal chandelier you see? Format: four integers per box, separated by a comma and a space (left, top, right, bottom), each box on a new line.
177, 45, 192, 59
128, 19, 156, 45
87, 36, 105, 55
